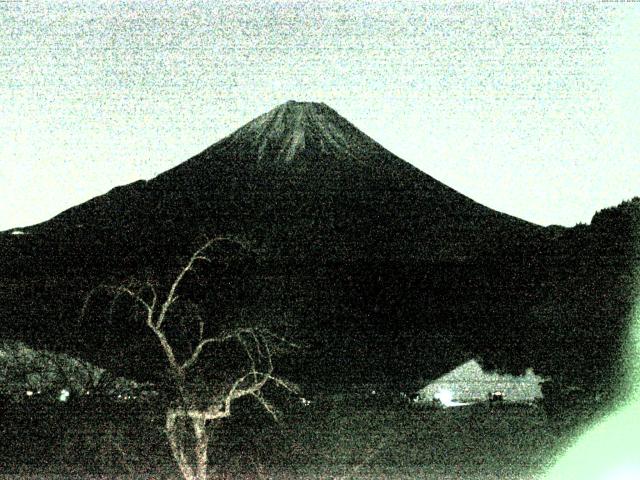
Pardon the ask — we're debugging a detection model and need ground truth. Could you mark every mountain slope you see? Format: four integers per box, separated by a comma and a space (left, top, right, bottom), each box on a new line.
0, 102, 634, 396
15, 101, 539, 269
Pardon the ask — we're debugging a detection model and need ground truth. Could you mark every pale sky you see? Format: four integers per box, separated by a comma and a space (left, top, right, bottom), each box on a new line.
1, 0, 639, 230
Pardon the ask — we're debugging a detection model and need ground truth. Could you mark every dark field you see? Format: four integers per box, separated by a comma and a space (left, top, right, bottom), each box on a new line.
0, 392, 601, 479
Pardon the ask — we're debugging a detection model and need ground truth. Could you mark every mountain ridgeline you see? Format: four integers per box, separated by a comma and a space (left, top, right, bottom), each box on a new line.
1, 101, 637, 396
12, 101, 538, 266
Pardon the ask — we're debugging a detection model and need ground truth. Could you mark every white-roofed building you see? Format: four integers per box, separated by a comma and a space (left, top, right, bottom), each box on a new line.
414, 359, 546, 407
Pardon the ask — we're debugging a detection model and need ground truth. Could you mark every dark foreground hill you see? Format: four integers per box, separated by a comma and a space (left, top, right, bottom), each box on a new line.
0, 101, 637, 398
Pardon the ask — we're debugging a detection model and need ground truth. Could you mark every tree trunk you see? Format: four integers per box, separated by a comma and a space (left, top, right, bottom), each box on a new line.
166, 408, 211, 480
192, 414, 209, 480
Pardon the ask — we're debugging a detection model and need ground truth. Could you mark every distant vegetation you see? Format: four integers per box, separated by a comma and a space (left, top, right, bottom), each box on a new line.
0, 339, 148, 402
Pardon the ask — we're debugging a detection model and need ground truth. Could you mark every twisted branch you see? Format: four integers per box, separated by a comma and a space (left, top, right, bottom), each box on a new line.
82, 236, 297, 480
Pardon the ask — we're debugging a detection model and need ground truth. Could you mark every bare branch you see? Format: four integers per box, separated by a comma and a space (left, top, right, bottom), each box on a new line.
261, 333, 274, 374
81, 282, 155, 328
229, 370, 269, 402
238, 334, 257, 380
156, 237, 227, 330
119, 285, 152, 313
181, 333, 235, 371
149, 324, 181, 375
260, 329, 301, 350
252, 391, 278, 420
181, 326, 274, 372
80, 283, 120, 323
269, 375, 301, 395
83, 236, 299, 480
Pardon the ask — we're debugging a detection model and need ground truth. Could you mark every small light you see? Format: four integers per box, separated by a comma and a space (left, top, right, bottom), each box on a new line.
59, 388, 70, 402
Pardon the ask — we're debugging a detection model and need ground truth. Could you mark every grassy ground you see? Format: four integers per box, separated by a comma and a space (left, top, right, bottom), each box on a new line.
210, 397, 562, 479
0, 393, 598, 479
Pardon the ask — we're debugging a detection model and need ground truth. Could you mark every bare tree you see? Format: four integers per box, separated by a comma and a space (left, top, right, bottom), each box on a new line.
83, 237, 298, 480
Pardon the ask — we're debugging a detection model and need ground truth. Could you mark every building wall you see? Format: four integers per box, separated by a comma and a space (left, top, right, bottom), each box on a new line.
415, 360, 544, 404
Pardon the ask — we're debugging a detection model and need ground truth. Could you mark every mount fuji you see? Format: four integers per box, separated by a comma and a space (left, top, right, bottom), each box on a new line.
0, 101, 636, 393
